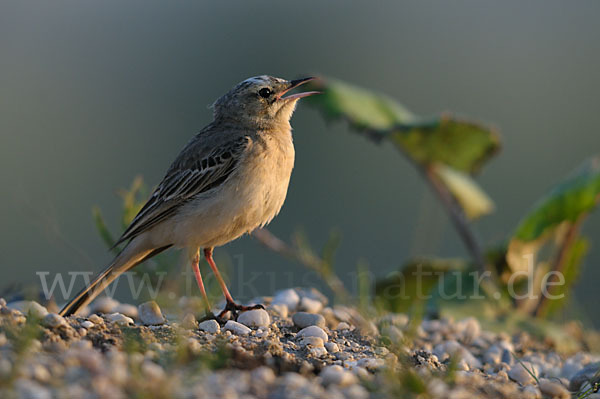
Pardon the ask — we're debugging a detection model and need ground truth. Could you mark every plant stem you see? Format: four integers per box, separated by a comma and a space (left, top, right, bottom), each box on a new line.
422, 166, 487, 275
534, 216, 583, 317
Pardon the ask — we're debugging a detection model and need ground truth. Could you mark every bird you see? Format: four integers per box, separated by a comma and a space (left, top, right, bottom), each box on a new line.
59, 75, 319, 320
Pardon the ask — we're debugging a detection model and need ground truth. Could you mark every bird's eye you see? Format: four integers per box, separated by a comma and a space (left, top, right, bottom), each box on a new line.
259, 88, 272, 98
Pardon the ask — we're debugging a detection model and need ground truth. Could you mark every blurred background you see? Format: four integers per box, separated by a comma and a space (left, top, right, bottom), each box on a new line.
1, 1, 599, 324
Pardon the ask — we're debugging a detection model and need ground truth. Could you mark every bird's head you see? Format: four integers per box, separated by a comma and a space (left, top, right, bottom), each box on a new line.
212, 75, 319, 129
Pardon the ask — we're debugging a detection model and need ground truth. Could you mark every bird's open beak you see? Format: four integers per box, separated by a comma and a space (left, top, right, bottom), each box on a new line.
277, 77, 320, 101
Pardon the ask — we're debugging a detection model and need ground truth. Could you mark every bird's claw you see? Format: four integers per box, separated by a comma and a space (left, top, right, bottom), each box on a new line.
217, 302, 265, 320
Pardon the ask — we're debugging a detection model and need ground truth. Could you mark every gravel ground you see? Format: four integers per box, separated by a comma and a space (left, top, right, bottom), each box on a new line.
0, 289, 598, 399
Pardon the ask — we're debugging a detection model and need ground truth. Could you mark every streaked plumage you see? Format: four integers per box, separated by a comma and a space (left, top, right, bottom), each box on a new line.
59, 75, 318, 318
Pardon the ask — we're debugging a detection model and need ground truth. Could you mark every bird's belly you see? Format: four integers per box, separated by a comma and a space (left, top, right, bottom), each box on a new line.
166, 150, 294, 249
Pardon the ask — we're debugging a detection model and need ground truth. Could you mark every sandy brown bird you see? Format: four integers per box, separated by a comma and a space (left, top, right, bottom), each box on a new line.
59, 75, 318, 319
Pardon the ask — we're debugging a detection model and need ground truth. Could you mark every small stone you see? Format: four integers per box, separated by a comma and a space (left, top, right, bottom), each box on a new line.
297, 326, 328, 342
336, 322, 351, 331
508, 362, 537, 386
182, 313, 197, 330
272, 289, 300, 311
90, 297, 119, 314
106, 313, 134, 325
458, 317, 480, 343
320, 365, 357, 387
224, 320, 251, 335
88, 314, 104, 324
80, 321, 94, 329
114, 303, 138, 319
42, 313, 67, 328
539, 378, 570, 399
301, 336, 324, 348
569, 361, 600, 391
299, 297, 323, 313
292, 312, 326, 329
325, 342, 340, 353
308, 346, 328, 358
0, 333, 6, 346
16, 379, 51, 399
269, 303, 288, 318
357, 358, 385, 371
237, 309, 270, 328
0, 298, 6, 307
138, 301, 165, 325
8, 301, 48, 318
522, 385, 542, 399
251, 366, 276, 385
199, 319, 220, 334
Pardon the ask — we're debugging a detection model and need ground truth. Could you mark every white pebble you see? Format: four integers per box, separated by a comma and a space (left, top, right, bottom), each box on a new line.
272, 289, 300, 311
114, 303, 138, 319
508, 362, 537, 386
224, 320, 251, 335
299, 297, 323, 313
297, 326, 328, 342
181, 313, 197, 330
90, 297, 119, 314
43, 313, 67, 328
539, 378, 570, 399
336, 322, 351, 331
88, 314, 104, 324
320, 365, 357, 387
106, 313, 134, 325
199, 319, 220, 334
292, 312, 326, 329
269, 303, 288, 318
8, 301, 48, 318
80, 320, 94, 329
325, 342, 340, 353
237, 309, 270, 328
308, 346, 328, 358
138, 301, 165, 325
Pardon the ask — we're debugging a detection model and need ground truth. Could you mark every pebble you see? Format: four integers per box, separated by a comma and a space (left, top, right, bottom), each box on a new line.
80, 320, 94, 329
138, 301, 165, 325
569, 361, 600, 391
114, 303, 138, 319
336, 322, 351, 331
42, 313, 67, 328
7, 301, 48, 318
325, 342, 340, 353
90, 297, 119, 314
87, 314, 104, 324
297, 326, 329, 343
272, 289, 300, 311
106, 313, 134, 325
224, 320, 251, 335
199, 319, 220, 334
308, 346, 328, 358
182, 313, 198, 330
539, 378, 570, 399
522, 385, 542, 399
0, 298, 6, 307
320, 365, 357, 387
141, 361, 166, 380
269, 303, 288, 318
237, 309, 270, 328
292, 312, 326, 329
301, 337, 324, 348
508, 362, 537, 386
299, 297, 323, 313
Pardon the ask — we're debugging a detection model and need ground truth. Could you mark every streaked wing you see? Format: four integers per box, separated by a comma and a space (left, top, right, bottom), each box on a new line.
113, 134, 249, 247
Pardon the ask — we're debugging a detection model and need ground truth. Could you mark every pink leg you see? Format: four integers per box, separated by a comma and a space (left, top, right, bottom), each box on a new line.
203, 247, 264, 318
191, 250, 211, 311
204, 247, 235, 303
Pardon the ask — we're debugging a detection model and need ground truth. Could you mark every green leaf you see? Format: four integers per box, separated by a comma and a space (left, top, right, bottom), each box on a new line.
513, 156, 600, 242
374, 258, 467, 313
306, 77, 500, 174
433, 164, 495, 220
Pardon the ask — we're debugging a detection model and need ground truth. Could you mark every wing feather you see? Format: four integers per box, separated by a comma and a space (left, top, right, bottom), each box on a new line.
112, 134, 249, 247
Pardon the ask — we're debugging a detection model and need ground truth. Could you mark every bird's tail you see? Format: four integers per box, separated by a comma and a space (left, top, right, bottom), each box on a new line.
59, 239, 172, 317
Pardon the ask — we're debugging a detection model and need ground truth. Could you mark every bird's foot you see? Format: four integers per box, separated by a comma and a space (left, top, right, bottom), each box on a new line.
198, 310, 226, 324
217, 302, 265, 320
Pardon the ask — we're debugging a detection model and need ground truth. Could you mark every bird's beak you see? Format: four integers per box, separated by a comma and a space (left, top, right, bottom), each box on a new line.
277, 77, 320, 101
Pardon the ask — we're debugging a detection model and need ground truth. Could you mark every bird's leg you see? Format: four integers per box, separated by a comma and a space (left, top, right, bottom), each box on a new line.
190, 249, 216, 321
203, 247, 264, 319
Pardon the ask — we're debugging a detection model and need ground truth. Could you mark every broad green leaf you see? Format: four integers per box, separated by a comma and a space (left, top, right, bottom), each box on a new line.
306, 77, 500, 174
513, 156, 600, 242
374, 258, 467, 313
433, 164, 495, 220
